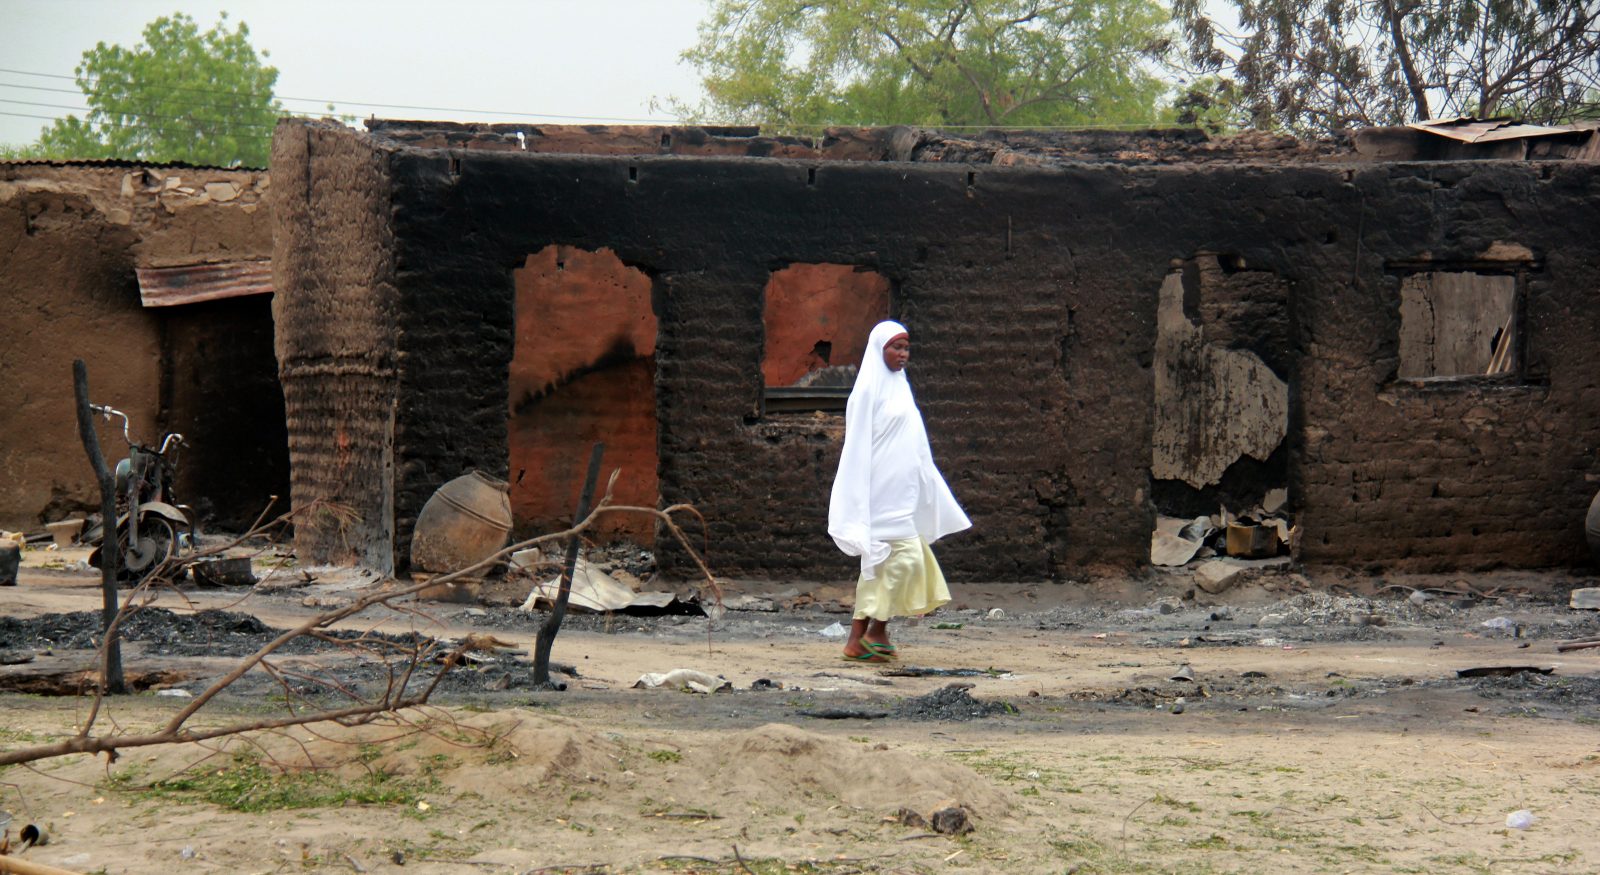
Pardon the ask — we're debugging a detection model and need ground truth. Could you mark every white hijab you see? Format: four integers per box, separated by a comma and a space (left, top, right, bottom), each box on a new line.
828, 321, 971, 579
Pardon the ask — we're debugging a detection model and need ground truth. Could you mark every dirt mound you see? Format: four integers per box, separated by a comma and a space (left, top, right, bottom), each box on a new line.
104, 709, 624, 799
696, 723, 1013, 817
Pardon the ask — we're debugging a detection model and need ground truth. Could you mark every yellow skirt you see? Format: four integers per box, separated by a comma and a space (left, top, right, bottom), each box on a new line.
854, 537, 951, 622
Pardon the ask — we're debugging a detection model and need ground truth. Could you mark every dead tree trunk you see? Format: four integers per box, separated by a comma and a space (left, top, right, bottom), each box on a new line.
72, 359, 127, 695
532, 442, 604, 688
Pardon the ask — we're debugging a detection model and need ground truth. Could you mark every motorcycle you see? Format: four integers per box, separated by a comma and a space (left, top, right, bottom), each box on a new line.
82, 404, 195, 581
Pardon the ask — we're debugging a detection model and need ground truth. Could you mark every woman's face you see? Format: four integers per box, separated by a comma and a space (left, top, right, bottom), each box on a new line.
882, 334, 911, 371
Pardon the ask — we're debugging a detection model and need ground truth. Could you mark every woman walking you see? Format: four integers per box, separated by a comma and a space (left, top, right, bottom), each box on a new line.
828, 320, 970, 662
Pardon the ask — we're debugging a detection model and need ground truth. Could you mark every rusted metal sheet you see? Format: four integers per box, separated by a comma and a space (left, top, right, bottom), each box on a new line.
136, 260, 272, 307
1409, 117, 1581, 143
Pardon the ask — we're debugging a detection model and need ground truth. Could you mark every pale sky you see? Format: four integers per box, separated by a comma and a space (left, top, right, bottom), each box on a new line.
1, 0, 713, 147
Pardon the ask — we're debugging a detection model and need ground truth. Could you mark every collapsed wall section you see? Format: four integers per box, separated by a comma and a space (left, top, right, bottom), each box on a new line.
270, 122, 399, 571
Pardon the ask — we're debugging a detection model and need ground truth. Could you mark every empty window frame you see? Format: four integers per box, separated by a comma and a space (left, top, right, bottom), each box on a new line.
1396, 270, 1522, 380
760, 264, 891, 413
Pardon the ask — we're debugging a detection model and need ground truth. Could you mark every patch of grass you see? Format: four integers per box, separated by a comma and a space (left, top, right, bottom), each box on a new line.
1153, 794, 1201, 813
0, 726, 46, 744
647, 749, 682, 764
110, 752, 438, 813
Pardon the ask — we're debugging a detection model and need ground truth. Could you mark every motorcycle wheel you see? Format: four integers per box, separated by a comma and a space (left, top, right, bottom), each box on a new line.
121, 517, 178, 581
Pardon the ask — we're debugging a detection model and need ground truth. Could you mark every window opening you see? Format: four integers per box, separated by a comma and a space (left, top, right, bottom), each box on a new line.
1397, 271, 1521, 380
760, 264, 890, 414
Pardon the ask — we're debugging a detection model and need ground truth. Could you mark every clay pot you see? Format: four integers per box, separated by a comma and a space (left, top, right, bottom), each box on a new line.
1587, 487, 1600, 565
410, 471, 512, 574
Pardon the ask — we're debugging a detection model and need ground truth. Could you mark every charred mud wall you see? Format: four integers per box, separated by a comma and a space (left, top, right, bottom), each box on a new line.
0, 164, 278, 532
282, 121, 1600, 578
270, 124, 399, 571
373, 141, 1153, 580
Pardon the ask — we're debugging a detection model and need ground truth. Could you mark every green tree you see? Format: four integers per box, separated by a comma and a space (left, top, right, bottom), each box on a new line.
678, 0, 1175, 131
1174, 0, 1600, 135
36, 12, 282, 166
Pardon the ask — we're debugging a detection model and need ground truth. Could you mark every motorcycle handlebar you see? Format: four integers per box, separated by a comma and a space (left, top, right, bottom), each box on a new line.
90, 404, 133, 445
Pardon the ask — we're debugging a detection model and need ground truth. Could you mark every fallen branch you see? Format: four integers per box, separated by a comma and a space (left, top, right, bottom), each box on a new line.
1555, 637, 1600, 653
0, 470, 719, 769
0, 855, 89, 875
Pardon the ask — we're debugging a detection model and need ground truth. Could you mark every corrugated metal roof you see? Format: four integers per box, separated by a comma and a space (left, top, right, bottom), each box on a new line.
1408, 116, 1587, 143
137, 260, 273, 308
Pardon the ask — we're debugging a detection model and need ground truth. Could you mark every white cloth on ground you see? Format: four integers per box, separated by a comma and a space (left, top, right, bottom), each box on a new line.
827, 320, 971, 580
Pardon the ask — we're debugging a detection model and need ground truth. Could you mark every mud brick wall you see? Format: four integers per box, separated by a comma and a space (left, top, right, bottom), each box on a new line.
270, 124, 400, 571
1, 162, 277, 532
1292, 162, 1600, 570
375, 147, 1162, 580
282, 121, 1600, 577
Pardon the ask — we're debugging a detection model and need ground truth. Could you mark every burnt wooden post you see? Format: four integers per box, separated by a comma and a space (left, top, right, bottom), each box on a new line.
72, 360, 127, 695
531, 442, 605, 689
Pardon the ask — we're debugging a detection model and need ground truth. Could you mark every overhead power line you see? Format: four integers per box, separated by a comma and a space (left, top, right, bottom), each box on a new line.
0, 67, 685, 124
1, 66, 1202, 134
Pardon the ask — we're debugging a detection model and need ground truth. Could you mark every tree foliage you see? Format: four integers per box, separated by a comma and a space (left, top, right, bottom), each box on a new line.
36, 13, 281, 166
679, 0, 1175, 131
1174, 0, 1600, 134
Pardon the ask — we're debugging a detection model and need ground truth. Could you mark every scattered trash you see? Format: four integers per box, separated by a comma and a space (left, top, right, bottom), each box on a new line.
1169, 665, 1195, 682
1505, 810, 1538, 830
818, 621, 848, 638
750, 678, 780, 690
180, 845, 197, 860
1151, 529, 1203, 566
519, 557, 689, 615
1408, 590, 1430, 606
19, 823, 48, 848
931, 622, 964, 630
1569, 587, 1600, 610
1171, 696, 1187, 714
1258, 613, 1289, 626
1455, 666, 1553, 679
986, 608, 1006, 620
1480, 617, 1516, 631
632, 669, 730, 694
1225, 522, 1279, 559
723, 594, 778, 612
191, 557, 257, 587
155, 688, 193, 698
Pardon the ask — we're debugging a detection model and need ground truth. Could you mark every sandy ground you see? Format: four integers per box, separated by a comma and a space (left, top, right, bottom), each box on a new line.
2, 548, 1599, 874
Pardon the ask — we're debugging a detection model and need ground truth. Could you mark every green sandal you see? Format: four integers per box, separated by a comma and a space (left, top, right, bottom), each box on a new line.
842, 651, 890, 663
865, 642, 898, 658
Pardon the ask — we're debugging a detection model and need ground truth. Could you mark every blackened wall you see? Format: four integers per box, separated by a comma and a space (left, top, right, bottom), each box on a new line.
271, 123, 399, 571
285, 121, 1600, 578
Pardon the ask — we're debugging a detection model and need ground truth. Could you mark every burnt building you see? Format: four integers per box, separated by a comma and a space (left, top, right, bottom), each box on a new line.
1, 160, 288, 533
269, 119, 1600, 580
